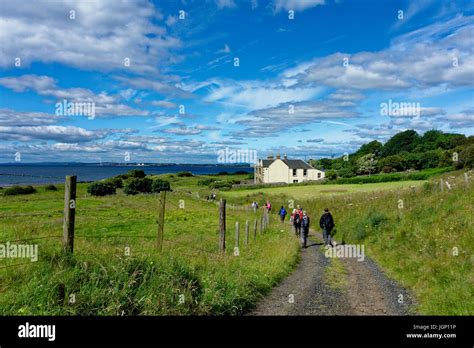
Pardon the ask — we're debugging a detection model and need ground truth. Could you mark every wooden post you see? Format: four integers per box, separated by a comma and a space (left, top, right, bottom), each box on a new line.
63, 175, 77, 254
261, 216, 264, 233
157, 190, 166, 251
440, 178, 444, 192
245, 220, 249, 245
253, 219, 257, 241
235, 221, 240, 248
219, 199, 226, 253
464, 172, 469, 186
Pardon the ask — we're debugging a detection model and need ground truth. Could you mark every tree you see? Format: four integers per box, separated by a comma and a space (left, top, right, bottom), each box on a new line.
356, 154, 378, 175
456, 144, 474, 169
356, 140, 383, 157
382, 130, 420, 157
378, 154, 406, 172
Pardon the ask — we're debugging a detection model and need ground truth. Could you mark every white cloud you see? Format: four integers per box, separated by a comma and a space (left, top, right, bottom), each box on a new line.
0, 75, 148, 117
0, 0, 180, 73
274, 0, 325, 12
215, 0, 236, 9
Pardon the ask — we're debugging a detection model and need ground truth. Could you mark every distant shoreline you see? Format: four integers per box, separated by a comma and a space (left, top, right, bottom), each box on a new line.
0, 164, 253, 187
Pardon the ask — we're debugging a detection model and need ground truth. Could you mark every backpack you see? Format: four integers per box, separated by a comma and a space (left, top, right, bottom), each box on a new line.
280, 208, 287, 216
322, 213, 334, 231
294, 213, 300, 224
302, 216, 309, 228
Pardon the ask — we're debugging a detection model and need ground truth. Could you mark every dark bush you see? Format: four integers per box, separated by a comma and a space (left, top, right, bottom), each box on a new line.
217, 171, 229, 176
127, 169, 146, 178
176, 171, 193, 177
103, 176, 123, 189
3, 185, 37, 196
151, 179, 171, 193
44, 184, 58, 191
234, 170, 250, 175
87, 182, 116, 196
123, 177, 153, 195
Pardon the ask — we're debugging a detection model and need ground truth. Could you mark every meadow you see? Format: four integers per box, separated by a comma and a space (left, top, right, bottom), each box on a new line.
0, 173, 299, 315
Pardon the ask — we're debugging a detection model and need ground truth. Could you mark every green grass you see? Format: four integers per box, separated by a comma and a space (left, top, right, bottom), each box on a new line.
220, 180, 426, 202
0, 181, 299, 315
324, 257, 348, 291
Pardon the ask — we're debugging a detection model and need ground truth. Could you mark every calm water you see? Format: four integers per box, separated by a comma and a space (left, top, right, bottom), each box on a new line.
0, 164, 252, 186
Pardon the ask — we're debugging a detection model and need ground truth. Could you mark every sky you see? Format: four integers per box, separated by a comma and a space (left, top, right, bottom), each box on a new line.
0, 0, 473, 164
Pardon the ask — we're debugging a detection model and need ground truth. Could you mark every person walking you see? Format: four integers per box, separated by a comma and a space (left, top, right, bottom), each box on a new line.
301, 211, 310, 248
319, 208, 335, 247
279, 205, 287, 223
293, 208, 302, 237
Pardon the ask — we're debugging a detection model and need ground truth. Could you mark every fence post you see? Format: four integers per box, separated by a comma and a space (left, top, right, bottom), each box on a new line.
440, 178, 444, 192
245, 220, 249, 246
157, 190, 166, 251
219, 199, 226, 253
464, 172, 469, 186
63, 175, 76, 254
235, 221, 240, 250
253, 219, 257, 241
261, 216, 264, 233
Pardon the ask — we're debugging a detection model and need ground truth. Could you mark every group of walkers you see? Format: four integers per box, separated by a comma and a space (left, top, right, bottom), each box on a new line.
252, 199, 336, 249
279, 205, 335, 249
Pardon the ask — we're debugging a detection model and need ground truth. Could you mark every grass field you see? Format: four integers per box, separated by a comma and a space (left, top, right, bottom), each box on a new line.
0, 180, 299, 315
220, 180, 426, 201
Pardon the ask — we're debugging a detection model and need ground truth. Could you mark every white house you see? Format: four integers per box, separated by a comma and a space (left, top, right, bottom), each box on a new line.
254, 154, 325, 184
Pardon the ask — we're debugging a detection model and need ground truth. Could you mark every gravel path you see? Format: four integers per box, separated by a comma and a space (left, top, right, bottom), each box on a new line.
248, 229, 415, 316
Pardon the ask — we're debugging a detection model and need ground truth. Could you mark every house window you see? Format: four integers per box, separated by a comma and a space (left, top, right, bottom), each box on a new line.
303, 169, 307, 176
292, 169, 297, 176
318, 173, 321, 179
293, 179, 298, 183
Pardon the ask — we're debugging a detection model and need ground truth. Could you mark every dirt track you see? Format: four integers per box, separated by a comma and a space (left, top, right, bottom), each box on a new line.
248, 229, 415, 316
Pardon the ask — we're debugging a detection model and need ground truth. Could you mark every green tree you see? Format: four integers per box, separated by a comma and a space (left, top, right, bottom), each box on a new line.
356, 154, 378, 175
356, 140, 383, 157
382, 130, 420, 157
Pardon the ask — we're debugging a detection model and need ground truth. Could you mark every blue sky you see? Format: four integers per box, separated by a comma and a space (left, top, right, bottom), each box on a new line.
0, 0, 473, 163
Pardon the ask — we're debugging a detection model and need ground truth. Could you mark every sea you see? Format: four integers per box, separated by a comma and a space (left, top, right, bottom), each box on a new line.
0, 164, 253, 186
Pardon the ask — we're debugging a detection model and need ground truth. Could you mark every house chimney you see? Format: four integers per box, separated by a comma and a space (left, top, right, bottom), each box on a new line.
267, 154, 274, 160
276, 153, 281, 159
283, 154, 287, 160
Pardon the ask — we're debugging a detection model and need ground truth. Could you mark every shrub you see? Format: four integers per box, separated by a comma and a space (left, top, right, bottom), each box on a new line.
103, 176, 123, 189
217, 171, 229, 176
234, 170, 250, 175
209, 180, 232, 190
176, 171, 193, 177
87, 182, 116, 196
127, 169, 146, 178
3, 185, 37, 196
197, 178, 216, 186
123, 177, 153, 195
44, 184, 58, 191
151, 179, 171, 193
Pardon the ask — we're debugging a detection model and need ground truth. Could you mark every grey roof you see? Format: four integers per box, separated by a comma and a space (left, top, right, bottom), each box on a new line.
260, 158, 314, 169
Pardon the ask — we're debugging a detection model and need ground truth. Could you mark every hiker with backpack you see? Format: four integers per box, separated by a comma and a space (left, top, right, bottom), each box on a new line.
319, 208, 335, 247
301, 211, 310, 248
279, 206, 287, 223
293, 207, 303, 237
